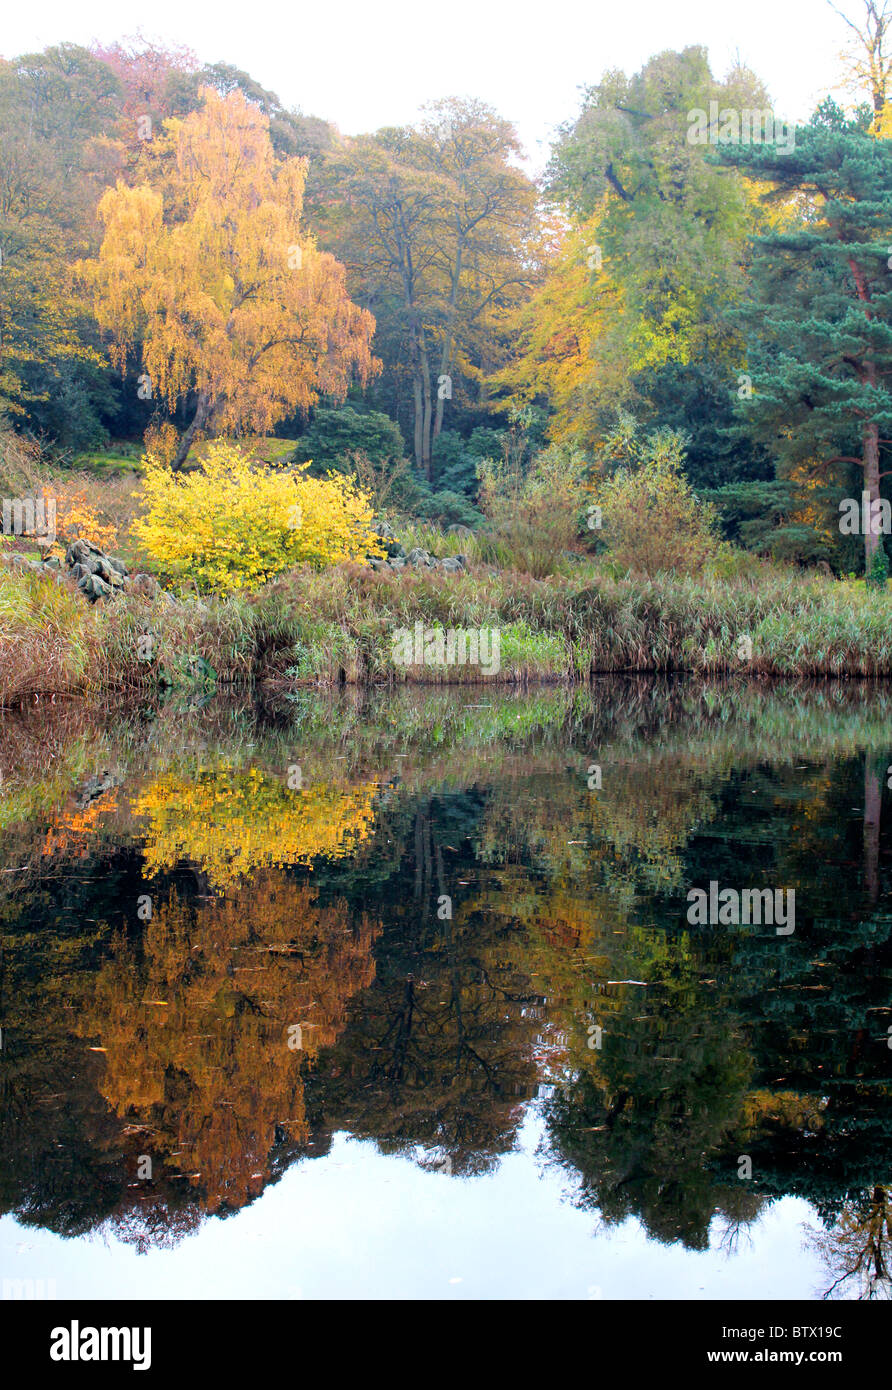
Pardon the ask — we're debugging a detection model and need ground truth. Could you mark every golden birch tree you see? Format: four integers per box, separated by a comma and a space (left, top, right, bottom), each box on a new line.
82, 86, 379, 468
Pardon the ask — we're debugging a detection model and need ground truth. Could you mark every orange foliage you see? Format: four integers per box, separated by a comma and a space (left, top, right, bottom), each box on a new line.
79, 879, 380, 1212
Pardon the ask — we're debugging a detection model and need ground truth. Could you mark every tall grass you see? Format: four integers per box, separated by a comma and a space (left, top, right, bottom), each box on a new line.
0, 568, 94, 698
3, 555, 892, 702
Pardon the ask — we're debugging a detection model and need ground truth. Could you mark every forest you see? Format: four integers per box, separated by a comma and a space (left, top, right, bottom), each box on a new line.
2, 6, 892, 698
2, 6, 892, 1314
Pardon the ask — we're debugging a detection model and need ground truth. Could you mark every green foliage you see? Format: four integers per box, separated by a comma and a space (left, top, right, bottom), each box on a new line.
431, 427, 506, 497
294, 407, 406, 473
718, 117, 892, 574
415, 489, 482, 529
595, 416, 720, 576
631, 360, 773, 492
478, 438, 590, 577
547, 47, 759, 385
868, 545, 890, 589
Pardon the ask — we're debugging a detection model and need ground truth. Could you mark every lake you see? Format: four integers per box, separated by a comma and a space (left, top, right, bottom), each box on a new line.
1, 679, 890, 1300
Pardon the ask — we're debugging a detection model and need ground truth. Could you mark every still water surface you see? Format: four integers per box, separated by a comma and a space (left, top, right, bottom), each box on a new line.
1, 680, 889, 1299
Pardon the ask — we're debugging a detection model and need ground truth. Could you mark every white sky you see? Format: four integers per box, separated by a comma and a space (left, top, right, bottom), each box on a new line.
2, 0, 856, 170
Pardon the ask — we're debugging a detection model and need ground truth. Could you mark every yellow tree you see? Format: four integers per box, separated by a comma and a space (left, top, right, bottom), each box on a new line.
491, 213, 625, 450
81, 86, 379, 468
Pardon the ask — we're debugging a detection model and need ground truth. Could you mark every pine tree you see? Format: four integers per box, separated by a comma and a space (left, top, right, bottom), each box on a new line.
720, 102, 892, 578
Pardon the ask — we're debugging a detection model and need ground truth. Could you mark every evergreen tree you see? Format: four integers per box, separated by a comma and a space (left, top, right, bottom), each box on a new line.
720, 102, 892, 578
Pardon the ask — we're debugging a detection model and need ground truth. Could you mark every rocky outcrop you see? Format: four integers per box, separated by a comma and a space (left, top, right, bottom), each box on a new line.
65, 538, 129, 601
368, 522, 467, 575
2, 536, 168, 604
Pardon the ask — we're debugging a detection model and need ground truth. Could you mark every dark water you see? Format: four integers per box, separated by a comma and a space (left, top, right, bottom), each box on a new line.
1, 680, 890, 1300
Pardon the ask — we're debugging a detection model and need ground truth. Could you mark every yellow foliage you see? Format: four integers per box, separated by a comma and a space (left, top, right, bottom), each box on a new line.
143, 421, 179, 468
131, 439, 384, 592
133, 766, 378, 888
79, 87, 378, 449
491, 213, 627, 449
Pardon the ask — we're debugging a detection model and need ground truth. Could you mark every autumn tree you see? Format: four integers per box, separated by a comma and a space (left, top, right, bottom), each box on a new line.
829, 0, 892, 120
89, 36, 198, 157
81, 86, 378, 469
315, 101, 538, 478
502, 49, 778, 466
0, 45, 121, 435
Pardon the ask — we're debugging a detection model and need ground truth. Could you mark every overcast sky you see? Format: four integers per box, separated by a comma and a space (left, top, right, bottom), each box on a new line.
2, 0, 857, 168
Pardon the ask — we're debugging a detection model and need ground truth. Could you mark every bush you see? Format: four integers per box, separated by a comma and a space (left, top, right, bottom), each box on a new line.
131, 440, 384, 593
478, 439, 589, 577
294, 406, 405, 473
596, 426, 719, 577
415, 488, 482, 529
433, 427, 508, 499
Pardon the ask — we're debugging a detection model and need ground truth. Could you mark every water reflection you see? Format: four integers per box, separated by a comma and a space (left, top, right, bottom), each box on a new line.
0, 680, 890, 1297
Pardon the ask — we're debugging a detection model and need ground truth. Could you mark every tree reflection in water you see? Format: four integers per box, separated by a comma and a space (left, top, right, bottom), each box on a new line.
0, 680, 889, 1297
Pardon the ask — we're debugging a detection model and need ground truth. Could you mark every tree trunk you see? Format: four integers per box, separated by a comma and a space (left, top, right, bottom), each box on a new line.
409, 319, 428, 474
172, 390, 212, 472
847, 256, 883, 577
417, 326, 433, 481
412, 370, 424, 471
434, 237, 463, 440
864, 756, 882, 906
864, 417, 881, 575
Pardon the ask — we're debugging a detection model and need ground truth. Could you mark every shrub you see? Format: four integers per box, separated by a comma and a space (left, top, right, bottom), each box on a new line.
294, 406, 405, 472
478, 439, 589, 577
415, 488, 482, 529
131, 440, 384, 593
596, 427, 719, 577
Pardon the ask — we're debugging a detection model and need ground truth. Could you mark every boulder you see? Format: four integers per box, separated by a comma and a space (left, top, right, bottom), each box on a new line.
405, 547, 435, 567
366, 523, 468, 576
78, 572, 112, 602
130, 573, 160, 599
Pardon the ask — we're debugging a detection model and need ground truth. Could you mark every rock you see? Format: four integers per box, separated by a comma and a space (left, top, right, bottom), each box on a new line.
60, 539, 169, 604
366, 527, 466, 577
78, 572, 112, 602
405, 547, 436, 568
446, 524, 474, 540
75, 771, 119, 808
66, 538, 104, 571
130, 573, 160, 599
